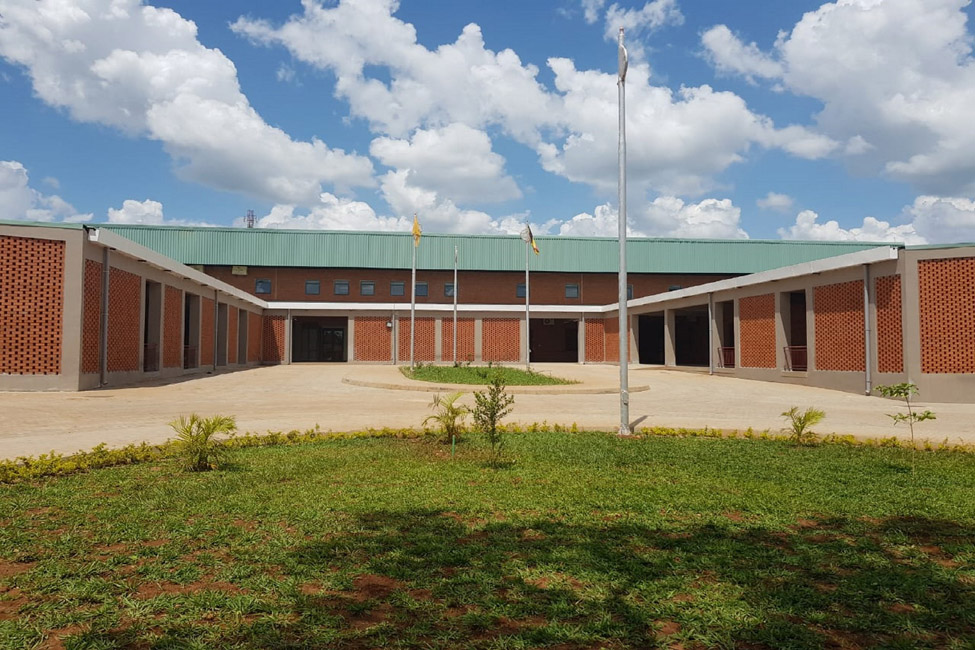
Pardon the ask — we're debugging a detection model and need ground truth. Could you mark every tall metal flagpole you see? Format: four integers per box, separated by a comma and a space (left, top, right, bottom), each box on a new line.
520, 224, 531, 370
617, 27, 631, 435
410, 213, 418, 370
453, 245, 458, 365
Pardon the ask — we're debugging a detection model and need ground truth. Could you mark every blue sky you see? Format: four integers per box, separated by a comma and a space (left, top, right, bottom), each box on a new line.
2, 0, 975, 243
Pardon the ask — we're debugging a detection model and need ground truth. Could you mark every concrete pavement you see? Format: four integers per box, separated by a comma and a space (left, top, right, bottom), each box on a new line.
1, 363, 972, 460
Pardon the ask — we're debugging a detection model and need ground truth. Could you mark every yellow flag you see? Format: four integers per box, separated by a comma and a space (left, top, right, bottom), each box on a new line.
412, 213, 422, 247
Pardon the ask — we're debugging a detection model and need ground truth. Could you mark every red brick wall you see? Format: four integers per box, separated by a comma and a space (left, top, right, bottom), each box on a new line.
107, 268, 142, 372
82, 260, 102, 374
605, 317, 620, 363
0, 236, 64, 375
200, 297, 214, 366
875, 275, 903, 373
814, 281, 865, 372
247, 311, 261, 363
398, 317, 436, 362
919, 257, 975, 374
354, 316, 391, 361
441, 317, 475, 363
585, 319, 605, 362
262, 315, 286, 363
739, 294, 776, 369
483, 318, 520, 362
228, 306, 238, 364
163, 286, 182, 369
203, 266, 730, 306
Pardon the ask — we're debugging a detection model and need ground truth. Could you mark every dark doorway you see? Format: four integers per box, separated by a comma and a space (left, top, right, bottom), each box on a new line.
638, 313, 664, 364
143, 281, 162, 372
216, 303, 228, 366
674, 306, 710, 367
183, 293, 200, 369
784, 291, 807, 371
293, 316, 348, 362
716, 300, 735, 368
529, 318, 578, 362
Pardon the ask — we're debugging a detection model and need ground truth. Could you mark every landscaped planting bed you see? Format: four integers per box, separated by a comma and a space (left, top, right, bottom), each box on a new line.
1, 432, 974, 649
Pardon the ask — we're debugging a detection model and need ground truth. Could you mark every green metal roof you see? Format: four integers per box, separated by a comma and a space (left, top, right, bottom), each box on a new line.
98, 223, 896, 274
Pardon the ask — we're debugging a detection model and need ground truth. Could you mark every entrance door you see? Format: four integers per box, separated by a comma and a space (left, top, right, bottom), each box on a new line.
292, 317, 348, 362
321, 328, 346, 362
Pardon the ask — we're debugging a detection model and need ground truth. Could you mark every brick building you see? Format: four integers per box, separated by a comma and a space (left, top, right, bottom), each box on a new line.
1, 221, 973, 401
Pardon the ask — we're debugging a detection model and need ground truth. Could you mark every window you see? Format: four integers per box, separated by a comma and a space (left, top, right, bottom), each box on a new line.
255, 279, 271, 295
516, 283, 526, 298
334, 280, 350, 295
390, 281, 405, 296
627, 284, 634, 300
668, 284, 682, 292
304, 280, 320, 295
565, 284, 580, 299
444, 283, 454, 297
415, 282, 428, 297
360, 281, 375, 296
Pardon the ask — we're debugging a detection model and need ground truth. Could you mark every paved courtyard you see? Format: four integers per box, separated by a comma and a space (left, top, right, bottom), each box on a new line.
1, 363, 973, 460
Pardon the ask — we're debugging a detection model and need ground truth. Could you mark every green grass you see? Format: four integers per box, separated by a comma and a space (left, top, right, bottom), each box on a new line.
401, 364, 575, 385
2, 432, 974, 649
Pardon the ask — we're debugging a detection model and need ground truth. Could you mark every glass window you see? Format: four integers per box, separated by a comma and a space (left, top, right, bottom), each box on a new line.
360, 281, 375, 296
565, 284, 580, 299
516, 283, 526, 298
627, 284, 634, 300
390, 281, 405, 296
444, 283, 454, 297
415, 282, 428, 297
668, 284, 682, 292
304, 280, 320, 295
334, 280, 350, 295
255, 279, 271, 295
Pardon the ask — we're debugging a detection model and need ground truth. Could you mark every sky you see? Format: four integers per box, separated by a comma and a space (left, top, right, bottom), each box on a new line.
2, 0, 975, 244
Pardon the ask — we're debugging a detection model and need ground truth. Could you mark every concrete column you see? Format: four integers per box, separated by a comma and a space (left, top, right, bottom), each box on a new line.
347, 316, 355, 362
663, 309, 676, 367
733, 299, 741, 369
578, 316, 586, 363
474, 318, 483, 363
806, 287, 816, 371
434, 316, 443, 362
774, 292, 786, 371
519, 317, 528, 364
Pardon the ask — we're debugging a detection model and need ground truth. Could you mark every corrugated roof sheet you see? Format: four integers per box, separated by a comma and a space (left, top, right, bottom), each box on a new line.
98, 224, 896, 274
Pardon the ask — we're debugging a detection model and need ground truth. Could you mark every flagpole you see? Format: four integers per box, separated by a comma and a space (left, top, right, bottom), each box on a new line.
410, 214, 418, 370
525, 231, 531, 370
453, 245, 458, 365
617, 27, 631, 435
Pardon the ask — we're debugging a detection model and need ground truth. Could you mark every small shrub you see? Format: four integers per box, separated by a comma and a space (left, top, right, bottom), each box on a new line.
781, 406, 826, 446
170, 414, 237, 471
472, 372, 515, 464
876, 382, 936, 476
423, 392, 468, 443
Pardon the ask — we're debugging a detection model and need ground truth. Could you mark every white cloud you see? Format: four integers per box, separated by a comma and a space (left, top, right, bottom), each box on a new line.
0, 0, 374, 204
581, 0, 606, 24
603, 0, 684, 49
0, 160, 91, 222
702, 0, 975, 196
778, 209, 925, 244
107, 198, 165, 224
904, 196, 975, 244
558, 196, 747, 239
245, 195, 408, 232
370, 123, 521, 204
276, 64, 297, 84
757, 192, 794, 212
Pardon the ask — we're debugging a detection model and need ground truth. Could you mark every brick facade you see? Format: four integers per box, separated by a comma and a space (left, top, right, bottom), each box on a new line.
441, 317, 475, 363
163, 286, 182, 369
482, 318, 520, 362
604, 317, 620, 363
739, 294, 776, 369
585, 319, 605, 363
0, 236, 64, 375
247, 311, 261, 363
262, 314, 286, 363
918, 257, 975, 374
354, 316, 392, 361
228, 306, 238, 364
82, 260, 102, 374
814, 281, 865, 372
200, 297, 214, 366
107, 267, 142, 373
398, 317, 436, 362
875, 275, 904, 373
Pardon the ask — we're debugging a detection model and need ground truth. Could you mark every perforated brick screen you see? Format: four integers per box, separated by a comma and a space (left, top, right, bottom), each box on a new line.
814, 280, 865, 372
482, 318, 520, 362
585, 319, 605, 362
739, 294, 776, 369
0, 236, 64, 375
919, 257, 975, 374
262, 315, 286, 363
875, 275, 904, 373
81, 260, 102, 374
354, 316, 391, 361
107, 268, 142, 372
200, 297, 214, 366
441, 317, 475, 363
398, 317, 436, 362
163, 286, 182, 368
604, 317, 620, 363
228, 306, 238, 364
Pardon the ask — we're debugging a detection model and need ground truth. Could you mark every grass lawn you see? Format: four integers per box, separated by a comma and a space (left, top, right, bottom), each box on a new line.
401, 365, 575, 385
1, 432, 974, 649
